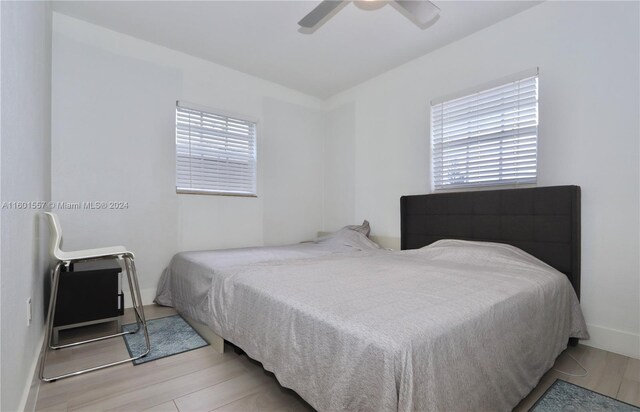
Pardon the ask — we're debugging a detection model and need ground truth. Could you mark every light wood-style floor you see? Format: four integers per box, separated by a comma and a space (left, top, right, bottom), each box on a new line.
35, 305, 640, 412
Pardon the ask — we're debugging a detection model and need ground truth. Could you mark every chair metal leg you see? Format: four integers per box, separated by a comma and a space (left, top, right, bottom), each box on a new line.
49, 328, 138, 350
123, 257, 141, 330
125, 256, 151, 353
39, 262, 63, 382
46, 263, 67, 350
39, 255, 151, 382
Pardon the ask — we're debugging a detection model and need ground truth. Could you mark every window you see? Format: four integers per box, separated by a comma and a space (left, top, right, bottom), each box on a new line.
431, 72, 538, 190
176, 102, 257, 196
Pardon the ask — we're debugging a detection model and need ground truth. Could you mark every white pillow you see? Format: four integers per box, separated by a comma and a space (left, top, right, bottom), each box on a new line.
316, 221, 380, 251
344, 220, 371, 237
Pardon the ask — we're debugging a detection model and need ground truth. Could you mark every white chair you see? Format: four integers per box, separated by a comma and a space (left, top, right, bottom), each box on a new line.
39, 212, 150, 382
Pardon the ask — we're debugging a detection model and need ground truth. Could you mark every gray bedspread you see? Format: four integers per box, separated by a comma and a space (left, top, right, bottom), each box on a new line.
156, 239, 588, 412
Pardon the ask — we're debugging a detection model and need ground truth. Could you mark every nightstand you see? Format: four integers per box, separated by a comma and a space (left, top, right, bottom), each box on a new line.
52, 259, 125, 345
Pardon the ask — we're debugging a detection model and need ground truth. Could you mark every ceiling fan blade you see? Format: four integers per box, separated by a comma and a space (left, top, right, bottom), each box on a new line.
298, 0, 345, 28
394, 0, 440, 26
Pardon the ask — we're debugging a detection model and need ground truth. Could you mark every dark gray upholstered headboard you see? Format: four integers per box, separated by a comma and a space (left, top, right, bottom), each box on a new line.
400, 186, 581, 298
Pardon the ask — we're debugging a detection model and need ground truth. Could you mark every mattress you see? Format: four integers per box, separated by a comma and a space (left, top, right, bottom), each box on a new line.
156, 239, 589, 412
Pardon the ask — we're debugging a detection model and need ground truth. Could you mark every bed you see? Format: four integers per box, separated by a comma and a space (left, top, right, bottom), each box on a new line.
155, 185, 588, 412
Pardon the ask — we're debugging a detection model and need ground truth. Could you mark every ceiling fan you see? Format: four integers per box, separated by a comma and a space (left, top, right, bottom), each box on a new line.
298, 0, 440, 30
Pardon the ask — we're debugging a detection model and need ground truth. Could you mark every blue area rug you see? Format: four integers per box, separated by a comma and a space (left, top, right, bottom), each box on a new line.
531, 379, 640, 412
122, 314, 209, 365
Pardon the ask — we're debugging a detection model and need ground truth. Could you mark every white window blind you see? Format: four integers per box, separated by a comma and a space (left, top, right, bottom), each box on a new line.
176, 102, 257, 196
431, 74, 538, 190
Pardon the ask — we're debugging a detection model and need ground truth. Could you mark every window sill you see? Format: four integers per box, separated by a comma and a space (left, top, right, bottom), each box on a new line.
432, 182, 537, 193
176, 189, 257, 198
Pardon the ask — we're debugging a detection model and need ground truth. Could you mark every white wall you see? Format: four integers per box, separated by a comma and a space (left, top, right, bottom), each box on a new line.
262, 98, 324, 245
51, 14, 325, 303
323, 103, 356, 231
323, 1, 640, 358
0, 1, 52, 410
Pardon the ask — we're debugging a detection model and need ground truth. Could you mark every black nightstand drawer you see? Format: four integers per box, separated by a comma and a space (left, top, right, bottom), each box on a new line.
53, 260, 124, 327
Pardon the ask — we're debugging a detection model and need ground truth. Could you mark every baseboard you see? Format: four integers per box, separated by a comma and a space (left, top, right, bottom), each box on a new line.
123, 287, 156, 308
582, 323, 640, 359
19, 333, 45, 412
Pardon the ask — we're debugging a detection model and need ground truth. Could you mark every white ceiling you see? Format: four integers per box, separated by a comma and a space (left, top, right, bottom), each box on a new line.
52, 1, 541, 99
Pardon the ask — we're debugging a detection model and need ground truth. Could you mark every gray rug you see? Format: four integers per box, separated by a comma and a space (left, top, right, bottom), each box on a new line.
531, 379, 640, 412
122, 314, 209, 365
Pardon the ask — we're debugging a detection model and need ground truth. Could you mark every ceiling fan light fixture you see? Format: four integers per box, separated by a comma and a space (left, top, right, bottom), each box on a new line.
354, 0, 388, 11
